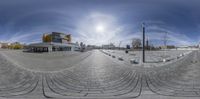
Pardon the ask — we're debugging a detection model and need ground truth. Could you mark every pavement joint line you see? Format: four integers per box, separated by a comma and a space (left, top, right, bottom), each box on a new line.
0, 50, 200, 98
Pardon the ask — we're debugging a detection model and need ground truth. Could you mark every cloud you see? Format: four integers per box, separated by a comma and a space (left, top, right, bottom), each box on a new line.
0, 0, 200, 46
146, 25, 195, 46
74, 13, 122, 45
5, 32, 42, 43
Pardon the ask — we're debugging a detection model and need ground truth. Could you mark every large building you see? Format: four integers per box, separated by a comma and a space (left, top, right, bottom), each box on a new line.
25, 32, 80, 52
43, 32, 71, 43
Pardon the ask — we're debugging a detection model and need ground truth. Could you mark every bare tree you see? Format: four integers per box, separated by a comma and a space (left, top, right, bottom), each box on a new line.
132, 38, 142, 49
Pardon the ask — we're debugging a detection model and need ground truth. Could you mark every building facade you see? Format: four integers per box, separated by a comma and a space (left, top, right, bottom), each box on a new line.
102, 43, 115, 49
43, 32, 71, 43
25, 32, 79, 52
0, 42, 11, 49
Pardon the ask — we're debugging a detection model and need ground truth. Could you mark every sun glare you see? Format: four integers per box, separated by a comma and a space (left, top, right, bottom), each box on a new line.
96, 24, 105, 32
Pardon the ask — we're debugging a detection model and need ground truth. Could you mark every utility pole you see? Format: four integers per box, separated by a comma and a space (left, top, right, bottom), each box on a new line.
146, 37, 149, 50
118, 41, 122, 50
163, 32, 168, 48
163, 32, 168, 57
142, 23, 145, 63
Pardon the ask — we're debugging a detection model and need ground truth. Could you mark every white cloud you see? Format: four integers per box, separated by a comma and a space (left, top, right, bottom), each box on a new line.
146, 25, 195, 46
75, 12, 123, 45
5, 32, 42, 44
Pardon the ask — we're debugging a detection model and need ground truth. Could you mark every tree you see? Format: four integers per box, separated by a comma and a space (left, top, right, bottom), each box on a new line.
132, 38, 142, 49
8, 42, 23, 49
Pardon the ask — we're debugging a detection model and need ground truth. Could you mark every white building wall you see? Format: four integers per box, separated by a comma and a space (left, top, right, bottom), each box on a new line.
177, 47, 199, 50
48, 46, 53, 52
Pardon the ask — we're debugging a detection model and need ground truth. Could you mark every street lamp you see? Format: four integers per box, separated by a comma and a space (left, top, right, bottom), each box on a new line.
142, 23, 145, 63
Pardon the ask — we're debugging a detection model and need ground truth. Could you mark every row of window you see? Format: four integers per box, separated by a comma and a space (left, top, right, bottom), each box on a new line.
52, 46, 72, 51
31, 47, 49, 52
26, 46, 72, 52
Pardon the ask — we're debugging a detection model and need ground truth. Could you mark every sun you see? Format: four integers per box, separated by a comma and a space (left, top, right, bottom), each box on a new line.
96, 24, 105, 32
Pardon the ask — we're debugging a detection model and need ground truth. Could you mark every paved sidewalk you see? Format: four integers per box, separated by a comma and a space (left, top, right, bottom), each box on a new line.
0, 50, 199, 99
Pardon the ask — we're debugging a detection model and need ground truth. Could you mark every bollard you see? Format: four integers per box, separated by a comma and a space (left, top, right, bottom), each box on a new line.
163, 59, 166, 62
130, 59, 139, 64
118, 57, 123, 61
163, 58, 170, 62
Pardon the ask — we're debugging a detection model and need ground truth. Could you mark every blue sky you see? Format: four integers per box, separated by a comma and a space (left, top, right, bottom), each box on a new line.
0, 0, 200, 46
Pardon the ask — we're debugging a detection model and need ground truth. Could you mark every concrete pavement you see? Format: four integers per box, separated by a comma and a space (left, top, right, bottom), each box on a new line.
0, 50, 199, 99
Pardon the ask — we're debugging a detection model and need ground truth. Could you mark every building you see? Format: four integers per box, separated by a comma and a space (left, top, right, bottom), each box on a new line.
25, 32, 79, 52
160, 45, 176, 49
176, 45, 199, 50
25, 42, 79, 52
102, 43, 115, 49
87, 45, 101, 50
43, 32, 71, 43
0, 42, 11, 49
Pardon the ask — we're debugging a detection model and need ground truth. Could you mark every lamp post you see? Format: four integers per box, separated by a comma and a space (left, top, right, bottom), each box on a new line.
119, 41, 122, 50
142, 23, 145, 63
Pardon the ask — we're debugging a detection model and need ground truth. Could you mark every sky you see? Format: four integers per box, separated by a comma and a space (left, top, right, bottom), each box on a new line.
0, 0, 200, 46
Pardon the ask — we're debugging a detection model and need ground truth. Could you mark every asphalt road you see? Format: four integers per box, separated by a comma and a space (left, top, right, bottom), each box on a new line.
0, 49, 199, 99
